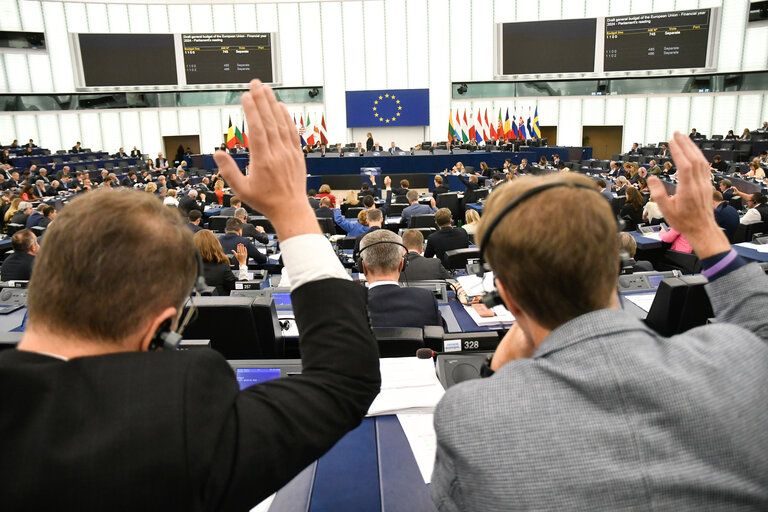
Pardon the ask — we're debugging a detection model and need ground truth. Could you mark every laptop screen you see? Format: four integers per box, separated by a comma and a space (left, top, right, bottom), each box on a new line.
272, 292, 292, 307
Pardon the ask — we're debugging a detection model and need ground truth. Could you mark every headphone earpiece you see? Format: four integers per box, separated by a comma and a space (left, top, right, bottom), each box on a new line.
149, 248, 205, 351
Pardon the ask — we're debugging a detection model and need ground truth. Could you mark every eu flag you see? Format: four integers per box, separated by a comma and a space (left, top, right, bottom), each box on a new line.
346, 89, 430, 128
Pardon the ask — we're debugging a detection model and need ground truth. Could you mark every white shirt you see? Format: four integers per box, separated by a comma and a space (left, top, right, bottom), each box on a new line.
280, 234, 351, 290
367, 280, 399, 290
642, 202, 663, 222
740, 208, 762, 225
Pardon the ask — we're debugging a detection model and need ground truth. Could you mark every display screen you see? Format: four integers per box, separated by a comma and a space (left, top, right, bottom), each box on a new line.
235, 368, 281, 390
648, 275, 666, 288
604, 9, 711, 71
78, 34, 177, 87
500, 19, 596, 74
271, 292, 292, 307
183, 33, 273, 85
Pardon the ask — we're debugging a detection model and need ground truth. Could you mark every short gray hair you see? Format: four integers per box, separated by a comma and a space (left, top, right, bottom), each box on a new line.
406, 190, 419, 202
19, 201, 32, 211
234, 207, 247, 220
360, 229, 404, 273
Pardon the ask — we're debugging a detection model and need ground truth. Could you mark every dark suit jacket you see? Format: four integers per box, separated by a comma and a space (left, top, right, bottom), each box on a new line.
457, 175, 480, 203
219, 232, 266, 264
186, 222, 203, 233
241, 222, 269, 244
367, 283, 442, 328
202, 260, 237, 295
433, 185, 450, 200
424, 227, 469, 265
1, 252, 34, 281
0, 278, 380, 511
400, 252, 451, 282
70, 146, 84, 153
178, 196, 205, 214
130, 149, 142, 157
366, 138, 374, 152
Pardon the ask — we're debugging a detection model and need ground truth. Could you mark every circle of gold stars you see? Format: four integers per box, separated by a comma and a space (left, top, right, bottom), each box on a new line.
372, 93, 403, 124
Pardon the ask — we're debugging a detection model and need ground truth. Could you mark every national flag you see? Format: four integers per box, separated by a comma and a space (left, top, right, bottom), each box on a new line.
496, 109, 503, 140
234, 123, 244, 148
468, 109, 477, 142
475, 110, 484, 143
526, 109, 534, 140
519, 116, 527, 140
533, 106, 542, 139
448, 111, 455, 142
241, 120, 248, 147
462, 110, 469, 142
312, 117, 320, 145
320, 114, 329, 145
511, 112, 519, 139
305, 113, 315, 146
482, 109, 490, 142
298, 115, 307, 147
226, 116, 237, 149
504, 109, 512, 139
489, 110, 497, 141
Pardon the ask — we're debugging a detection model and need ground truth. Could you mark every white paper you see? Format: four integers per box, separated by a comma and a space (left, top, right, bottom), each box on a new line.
638, 232, 662, 241
250, 494, 274, 512
625, 293, 656, 312
367, 357, 445, 416
397, 413, 437, 484
737, 242, 768, 253
463, 304, 515, 326
456, 271, 494, 297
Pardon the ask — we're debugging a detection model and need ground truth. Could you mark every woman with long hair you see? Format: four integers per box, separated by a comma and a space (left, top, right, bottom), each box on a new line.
340, 189, 360, 216
194, 230, 248, 296
214, 179, 226, 205
620, 186, 644, 230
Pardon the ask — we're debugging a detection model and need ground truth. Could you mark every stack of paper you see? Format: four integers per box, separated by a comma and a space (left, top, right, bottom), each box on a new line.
367, 357, 445, 416
737, 242, 768, 253
463, 304, 516, 327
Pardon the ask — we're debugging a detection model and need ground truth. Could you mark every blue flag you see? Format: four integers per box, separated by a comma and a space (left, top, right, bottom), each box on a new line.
346, 89, 430, 127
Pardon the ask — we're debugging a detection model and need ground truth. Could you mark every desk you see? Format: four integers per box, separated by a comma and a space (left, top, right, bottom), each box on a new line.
269, 415, 436, 511
629, 231, 663, 250
733, 243, 768, 262
466, 203, 483, 213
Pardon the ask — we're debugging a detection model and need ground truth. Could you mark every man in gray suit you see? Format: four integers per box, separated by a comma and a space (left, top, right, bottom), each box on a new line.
400, 190, 436, 228
399, 229, 450, 282
431, 132, 768, 511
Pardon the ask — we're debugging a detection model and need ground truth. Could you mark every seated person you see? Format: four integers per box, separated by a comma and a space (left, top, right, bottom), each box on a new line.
620, 187, 644, 230
352, 208, 383, 265
739, 192, 768, 225
399, 230, 450, 282
642, 196, 663, 224
718, 179, 734, 202
194, 229, 248, 296
1, 229, 38, 281
401, 190, 437, 228
659, 224, 693, 253
619, 232, 653, 271
219, 217, 267, 265
710, 155, 727, 174
360, 229, 442, 328
25, 204, 48, 229
462, 209, 481, 236
424, 208, 469, 265
432, 175, 450, 199
333, 206, 368, 237
219, 196, 242, 217
10, 201, 33, 226
234, 207, 268, 244
713, 190, 739, 242
186, 209, 203, 233
0, 82, 380, 510
430, 133, 768, 511
457, 173, 480, 204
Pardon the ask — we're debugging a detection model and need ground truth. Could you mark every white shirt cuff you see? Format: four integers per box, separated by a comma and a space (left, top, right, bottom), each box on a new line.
280, 234, 351, 290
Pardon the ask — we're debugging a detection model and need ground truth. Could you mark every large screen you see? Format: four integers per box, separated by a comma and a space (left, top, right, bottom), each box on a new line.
500, 19, 597, 75
183, 33, 274, 85
73, 33, 278, 88
604, 10, 712, 71
77, 34, 177, 87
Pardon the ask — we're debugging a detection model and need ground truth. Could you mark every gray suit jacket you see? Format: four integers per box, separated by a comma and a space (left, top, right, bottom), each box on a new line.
431, 263, 768, 511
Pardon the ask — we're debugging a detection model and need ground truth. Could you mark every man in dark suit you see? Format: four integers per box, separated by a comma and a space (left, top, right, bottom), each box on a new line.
307, 189, 320, 209
70, 141, 84, 153
25, 204, 47, 228
11, 202, 34, 226
552, 154, 565, 169
371, 141, 384, 152
1, 228, 38, 281
178, 189, 205, 215
234, 207, 268, 244
219, 196, 241, 217
186, 209, 203, 232
424, 208, 469, 265
432, 175, 450, 200
352, 208, 383, 266
219, 217, 266, 265
115, 147, 129, 158
457, 173, 481, 204
391, 178, 410, 197
400, 230, 450, 281
360, 229, 443, 328
388, 141, 402, 154
366, 132, 374, 152
0, 84, 381, 511
130, 146, 142, 158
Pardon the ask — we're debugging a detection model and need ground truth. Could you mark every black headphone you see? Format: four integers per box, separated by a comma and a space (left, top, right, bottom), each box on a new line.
357, 240, 409, 274
473, 181, 630, 308
148, 249, 208, 351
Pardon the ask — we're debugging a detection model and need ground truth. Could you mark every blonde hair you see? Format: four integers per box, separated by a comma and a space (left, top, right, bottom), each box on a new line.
345, 190, 360, 205
464, 209, 480, 226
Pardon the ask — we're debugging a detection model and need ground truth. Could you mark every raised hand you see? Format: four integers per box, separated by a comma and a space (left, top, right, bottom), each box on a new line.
646, 132, 730, 258
214, 80, 319, 241
233, 243, 248, 266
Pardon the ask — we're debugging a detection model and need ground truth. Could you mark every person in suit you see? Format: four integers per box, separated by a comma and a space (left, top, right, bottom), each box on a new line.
70, 141, 84, 153
713, 190, 739, 242
360, 228, 442, 328
401, 190, 437, 228
352, 208, 383, 266
709, 155, 727, 174
11, 201, 34, 226
431, 133, 768, 511
1, 228, 38, 281
618, 232, 654, 272
219, 217, 266, 265
432, 175, 450, 200
388, 141, 401, 154
234, 207, 268, 244
0, 83, 380, 510
424, 208, 469, 265
457, 173, 480, 204
130, 146, 142, 158
218, 196, 241, 217
186, 209, 203, 233
371, 141, 384, 152
37, 205, 55, 228
194, 228, 248, 295
25, 204, 47, 228
596, 179, 613, 202
718, 179, 734, 202
657, 143, 669, 158
366, 132, 374, 152
307, 189, 320, 209
25, 139, 37, 149
399, 229, 450, 281
551, 154, 565, 169
114, 147, 129, 159
391, 178, 410, 197
178, 189, 205, 215
517, 158, 531, 174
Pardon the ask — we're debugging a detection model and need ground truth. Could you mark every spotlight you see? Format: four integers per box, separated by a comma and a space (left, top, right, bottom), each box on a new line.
308, 87, 319, 98
457, 84, 468, 95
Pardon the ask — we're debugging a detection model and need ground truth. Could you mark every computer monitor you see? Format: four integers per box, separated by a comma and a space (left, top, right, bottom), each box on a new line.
228, 359, 303, 390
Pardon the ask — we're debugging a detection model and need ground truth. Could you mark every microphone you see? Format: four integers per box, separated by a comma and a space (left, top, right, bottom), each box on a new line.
416, 348, 438, 359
